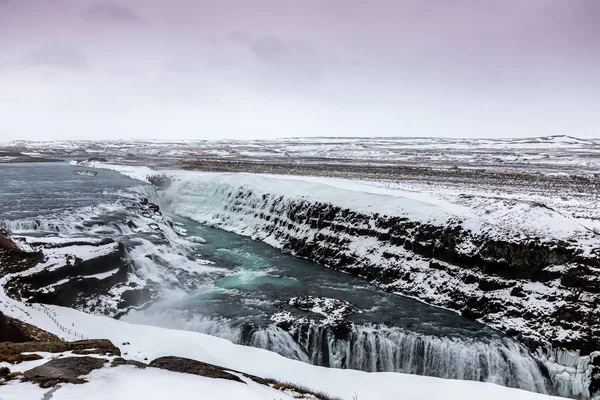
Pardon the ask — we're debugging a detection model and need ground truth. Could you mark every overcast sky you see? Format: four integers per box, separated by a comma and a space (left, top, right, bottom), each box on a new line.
0, 0, 599, 140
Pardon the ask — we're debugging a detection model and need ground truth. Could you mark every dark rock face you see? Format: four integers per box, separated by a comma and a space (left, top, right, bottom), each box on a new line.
0, 312, 60, 343
68, 339, 121, 357
23, 356, 107, 387
147, 174, 172, 189
1, 196, 166, 315
270, 297, 363, 369
118, 288, 152, 310
5, 239, 129, 309
149, 356, 245, 383
288, 296, 358, 320
0, 230, 43, 278
219, 192, 599, 351
111, 358, 147, 369
273, 296, 359, 343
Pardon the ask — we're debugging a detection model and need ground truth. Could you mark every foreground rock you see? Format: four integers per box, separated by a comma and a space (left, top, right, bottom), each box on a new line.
23, 356, 107, 387
148, 356, 339, 400
0, 331, 337, 399
0, 311, 60, 343
149, 356, 246, 384
110, 357, 147, 369
0, 339, 120, 365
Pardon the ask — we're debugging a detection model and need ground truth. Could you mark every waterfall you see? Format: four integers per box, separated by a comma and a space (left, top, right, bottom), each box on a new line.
123, 308, 551, 394
290, 324, 549, 393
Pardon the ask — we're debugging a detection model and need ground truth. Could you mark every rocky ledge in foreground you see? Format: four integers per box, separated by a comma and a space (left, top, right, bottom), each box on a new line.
0, 315, 339, 400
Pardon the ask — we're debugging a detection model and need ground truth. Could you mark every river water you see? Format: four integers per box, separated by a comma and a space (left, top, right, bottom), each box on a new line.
0, 161, 551, 393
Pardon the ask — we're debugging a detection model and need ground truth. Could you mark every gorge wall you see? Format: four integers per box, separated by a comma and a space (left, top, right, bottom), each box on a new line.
154, 172, 600, 399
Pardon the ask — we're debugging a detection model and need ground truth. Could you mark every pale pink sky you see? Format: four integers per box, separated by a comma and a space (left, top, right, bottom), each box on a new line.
0, 0, 598, 140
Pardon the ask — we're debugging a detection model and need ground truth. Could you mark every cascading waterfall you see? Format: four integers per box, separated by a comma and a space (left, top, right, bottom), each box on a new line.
123, 308, 550, 394
297, 325, 549, 393
123, 309, 310, 362
0, 202, 138, 235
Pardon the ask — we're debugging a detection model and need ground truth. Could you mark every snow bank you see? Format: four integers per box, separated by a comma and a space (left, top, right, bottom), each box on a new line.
28, 305, 561, 400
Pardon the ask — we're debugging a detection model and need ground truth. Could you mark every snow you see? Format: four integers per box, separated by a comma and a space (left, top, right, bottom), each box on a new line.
14, 241, 120, 278
47, 366, 302, 400
0, 380, 47, 400
21, 135, 600, 175
73, 163, 463, 224
1, 145, 596, 399
62, 162, 599, 361
84, 268, 121, 280
0, 303, 561, 400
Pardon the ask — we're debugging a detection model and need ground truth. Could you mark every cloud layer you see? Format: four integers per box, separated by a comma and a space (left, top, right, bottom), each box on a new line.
0, 0, 598, 140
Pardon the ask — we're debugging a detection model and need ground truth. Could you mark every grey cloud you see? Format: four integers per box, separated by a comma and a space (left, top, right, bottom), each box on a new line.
228, 31, 251, 44
252, 36, 284, 61
83, 2, 138, 23
23, 45, 87, 70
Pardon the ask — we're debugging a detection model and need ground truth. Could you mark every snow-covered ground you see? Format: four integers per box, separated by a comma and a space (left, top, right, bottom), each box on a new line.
0, 300, 560, 400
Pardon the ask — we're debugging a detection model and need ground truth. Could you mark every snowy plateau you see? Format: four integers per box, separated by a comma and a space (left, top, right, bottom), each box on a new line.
0, 136, 599, 400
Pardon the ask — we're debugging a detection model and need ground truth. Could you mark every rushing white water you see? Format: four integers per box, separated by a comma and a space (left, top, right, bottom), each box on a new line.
124, 309, 311, 363
123, 307, 549, 393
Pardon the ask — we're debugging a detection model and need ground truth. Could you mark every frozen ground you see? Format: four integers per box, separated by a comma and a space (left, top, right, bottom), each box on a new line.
0, 298, 561, 400
3, 135, 599, 235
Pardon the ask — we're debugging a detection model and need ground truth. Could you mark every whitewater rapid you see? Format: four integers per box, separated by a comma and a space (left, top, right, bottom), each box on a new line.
123, 308, 549, 393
